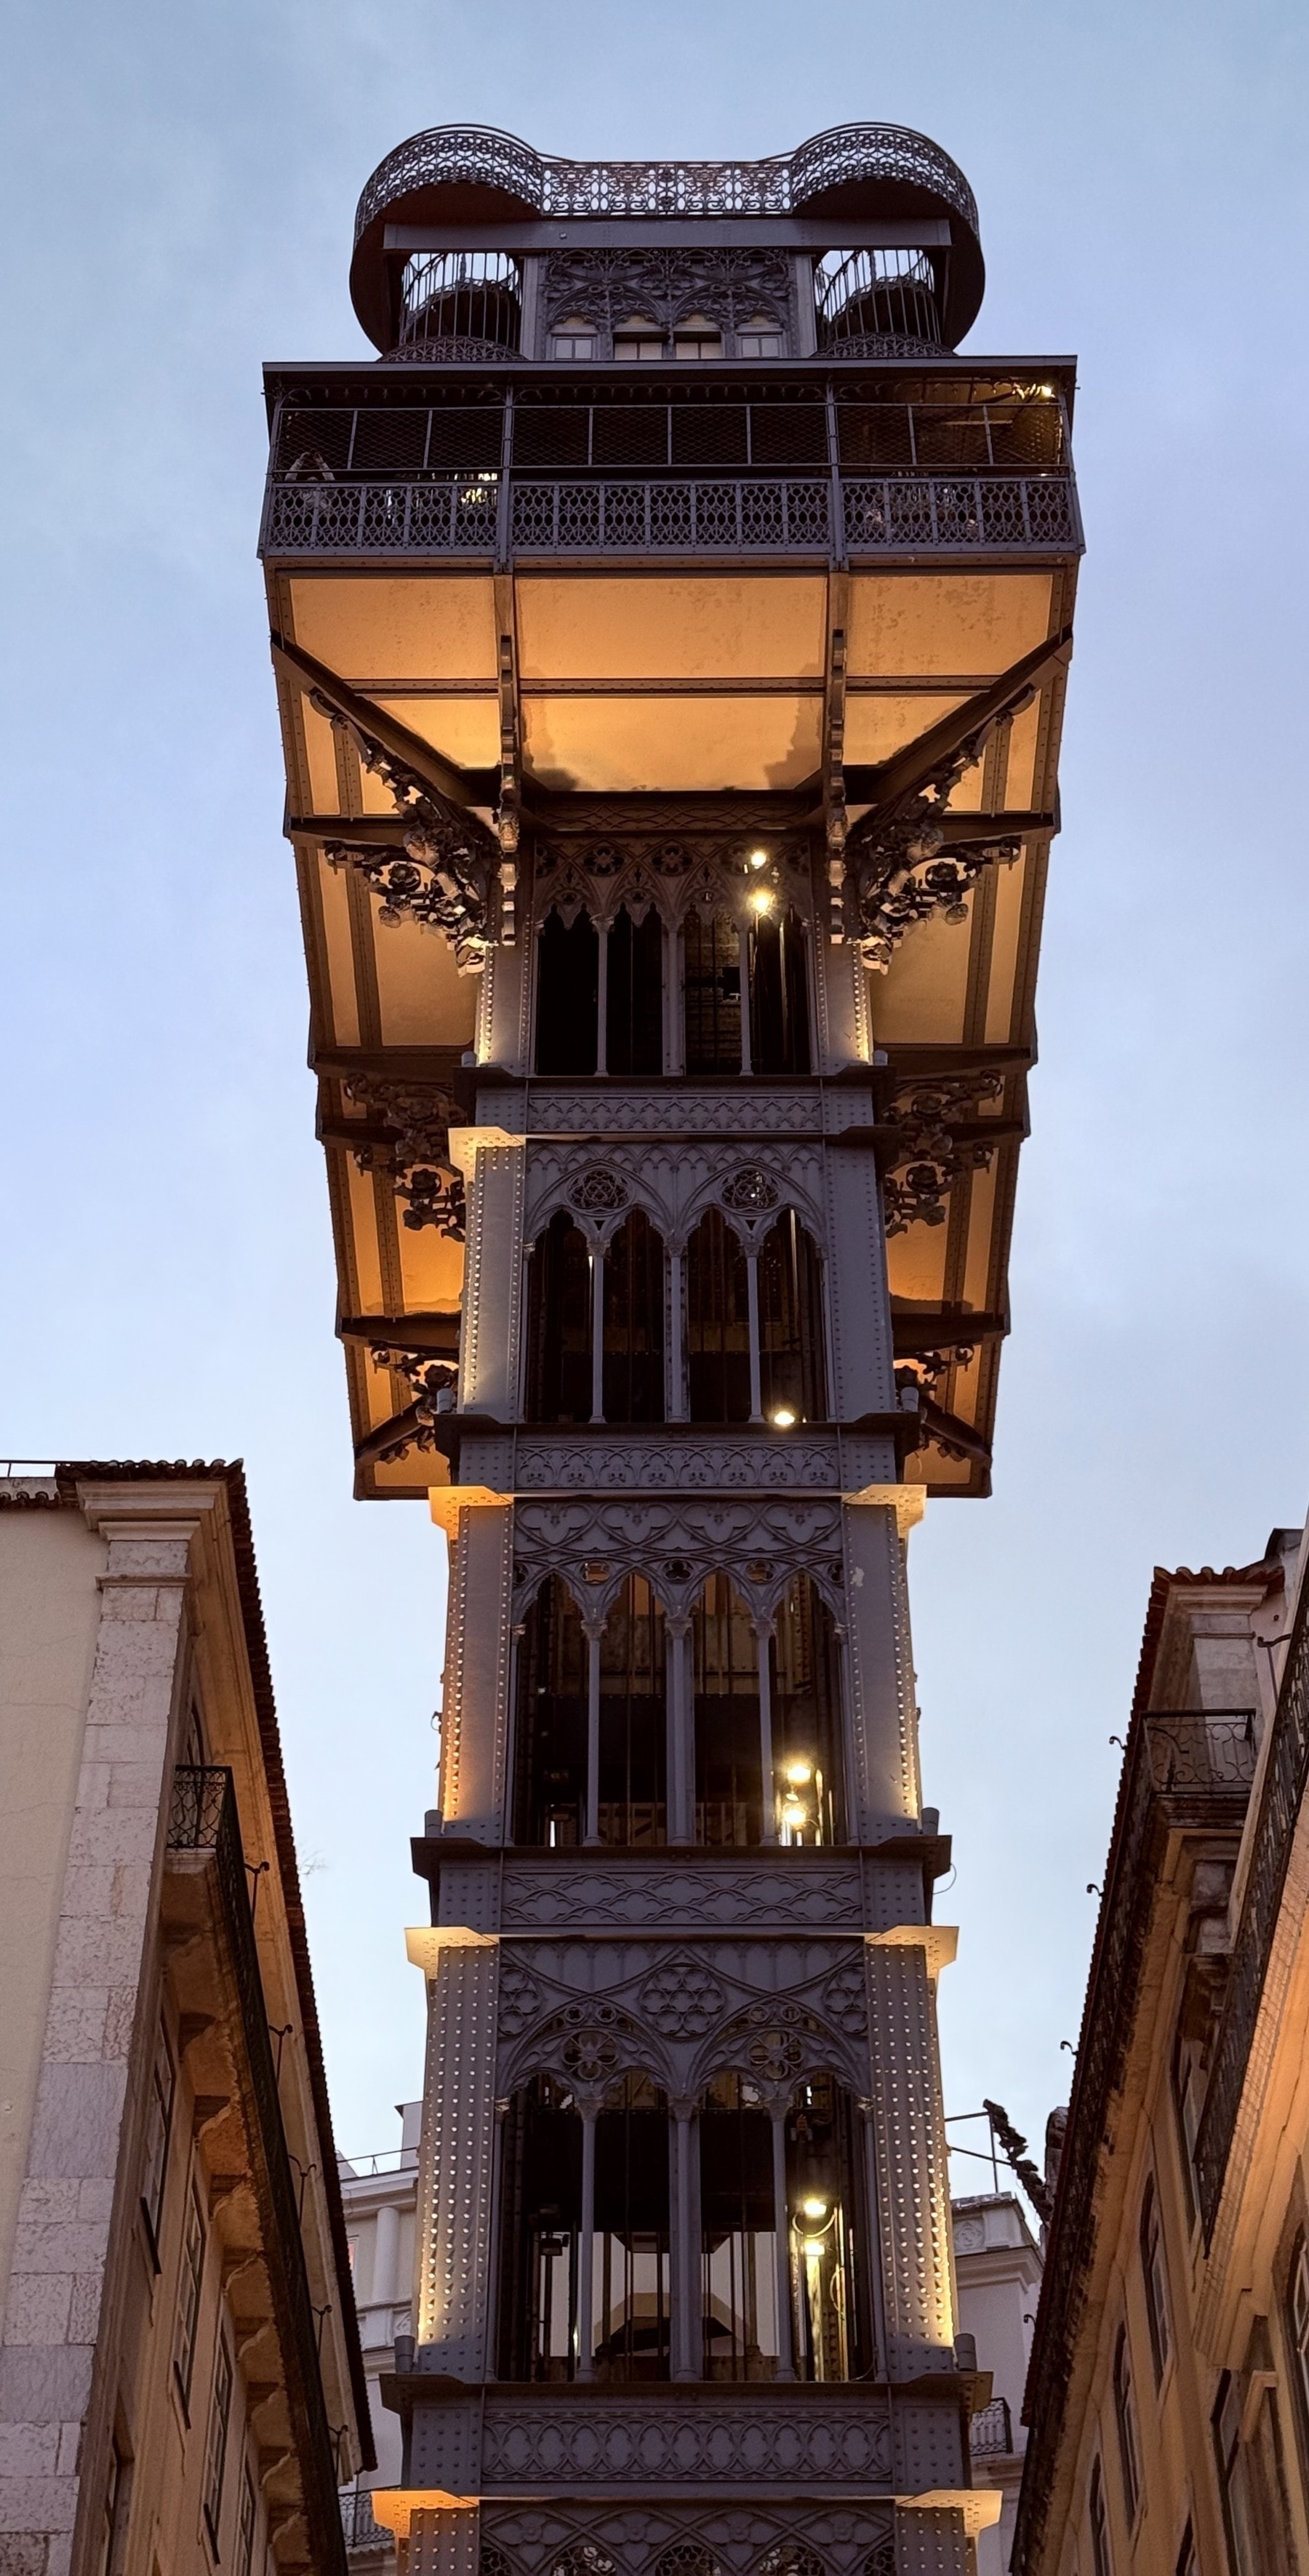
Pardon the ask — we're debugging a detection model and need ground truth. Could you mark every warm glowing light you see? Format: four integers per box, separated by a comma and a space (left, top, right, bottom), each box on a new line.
801, 2237, 825, 2255
784, 1759, 812, 1786
747, 848, 769, 870
771, 1406, 796, 1428
781, 1797, 807, 1826
1038, 383, 1054, 397
749, 887, 774, 913
801, 2196, 829, 2222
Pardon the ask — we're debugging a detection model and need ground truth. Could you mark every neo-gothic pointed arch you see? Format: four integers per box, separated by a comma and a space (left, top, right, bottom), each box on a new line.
748, 904, 810, 1076
512, 1577, 587, 1847
758, 1212, 827, 1424
693, 1573, 762, 1847
536, 907, 599, 1073
686, 1209, 751, 1423
603, 1208, 666, 1423
525, 1208, 593, 1423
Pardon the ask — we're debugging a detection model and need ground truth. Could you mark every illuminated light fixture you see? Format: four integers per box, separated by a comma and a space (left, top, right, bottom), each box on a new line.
1038, 383, 1054, 396
747, 847, 769, 870
749, 887, 774, 914
771, 1405, 796, 1427
801, 2196, 829, 2221
784, 1759, 812, 1786
781, 1796, 807, 1827
801, 2237, 825, 2255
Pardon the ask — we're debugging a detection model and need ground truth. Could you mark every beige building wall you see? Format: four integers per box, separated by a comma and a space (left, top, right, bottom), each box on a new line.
0, 1467, 368, 2576
1016, 1527, 1309, 2576
0, 1503, 105, 2321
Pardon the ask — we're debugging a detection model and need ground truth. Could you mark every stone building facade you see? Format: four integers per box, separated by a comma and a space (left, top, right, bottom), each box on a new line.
1014, 1527, 1309, 2575
0, 1463, 369, 2576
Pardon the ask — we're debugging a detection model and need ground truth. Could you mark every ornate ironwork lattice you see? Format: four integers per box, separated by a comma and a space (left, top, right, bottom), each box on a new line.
542, 249, 791, 352
354, 123, 978, 240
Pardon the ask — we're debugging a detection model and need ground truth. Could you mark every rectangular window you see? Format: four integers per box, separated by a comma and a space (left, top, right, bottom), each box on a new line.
1140, 2175, 1172, 2383
1113, 2324, 1142, 2524
1172, 2031, 1202, 2228
203, 2332, 233, 2550
236, 2465, 257, 2576
100, 2438, 131, 2576
140, 2022, 175, 2261
1089, 2455, 1113, 2576
173, 2182, 205, 2414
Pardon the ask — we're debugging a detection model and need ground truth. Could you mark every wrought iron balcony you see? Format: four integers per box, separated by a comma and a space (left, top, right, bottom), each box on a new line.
339, 2487, 392, 2554
969, 2395, 1015, 2458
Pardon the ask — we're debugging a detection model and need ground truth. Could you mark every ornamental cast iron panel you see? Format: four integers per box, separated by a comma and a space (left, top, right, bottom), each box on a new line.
261, 473, 1079, 560
354, 124, 978, 239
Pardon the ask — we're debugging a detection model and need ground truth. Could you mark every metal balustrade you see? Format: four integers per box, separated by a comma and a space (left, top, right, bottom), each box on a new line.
969, 2395, 1014, 2457
339, 2488, 391, 2553
261, 470, 1079, 561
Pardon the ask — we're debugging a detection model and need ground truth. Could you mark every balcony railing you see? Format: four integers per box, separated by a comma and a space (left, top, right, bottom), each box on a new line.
261, 469, 1080, 563
167, 1767, 348, 2576
339, 2488, 392, 2553
1196, 1587, 1309, 2241
970, 2395, 1014, 2458
1145, 1710, 1258, 1791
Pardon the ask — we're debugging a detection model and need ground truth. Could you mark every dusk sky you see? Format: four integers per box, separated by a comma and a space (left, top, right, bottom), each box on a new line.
2, 0, 1306, 2190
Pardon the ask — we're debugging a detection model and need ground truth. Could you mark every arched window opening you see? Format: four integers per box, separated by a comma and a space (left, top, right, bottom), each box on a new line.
700, 2071, 780, 2379
749, 905, 810, 1076
686, 1210, 750, 1423
786, 2075, 870, 2383
524, 1212, 593, 1423
513, 1580, 587, 1847
758, 1212, 826, 1424
599, 1577, 667, 1847
496, 2073, 582, 2380
536, 911, 599, 1075
606, 906, 663, 1076
591, 2073, 670, 2380
694, 1576, 762, 1847
603, 1210, 665, 1424
683, 912, 742, 1075
772, 1578, 844, 1846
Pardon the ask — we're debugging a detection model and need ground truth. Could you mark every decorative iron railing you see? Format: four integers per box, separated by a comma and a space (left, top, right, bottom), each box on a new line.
167, 1768, 348, 2576
1145, 1711, 1257, 1791
339, 2487, 392, 2553
1196, 1589, 1309, 2241
970, 2395, 1014, 2457
354, 123, 979, 244
261, 471, 1080, 562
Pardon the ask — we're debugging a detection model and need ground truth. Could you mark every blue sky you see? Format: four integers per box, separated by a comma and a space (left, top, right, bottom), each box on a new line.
2, 0, 1307, 2186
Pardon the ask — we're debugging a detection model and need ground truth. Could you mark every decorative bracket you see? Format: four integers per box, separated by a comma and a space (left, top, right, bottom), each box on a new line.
272, 632, 500, 968
342, 1077, 467, 1239
878, 1069, 1006, 1236
846, 625, 1072, 969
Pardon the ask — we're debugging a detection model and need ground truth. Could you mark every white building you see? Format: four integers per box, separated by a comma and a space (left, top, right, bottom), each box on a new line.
337, 2106, 421, 2569
953, 2194, 1043, 2575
